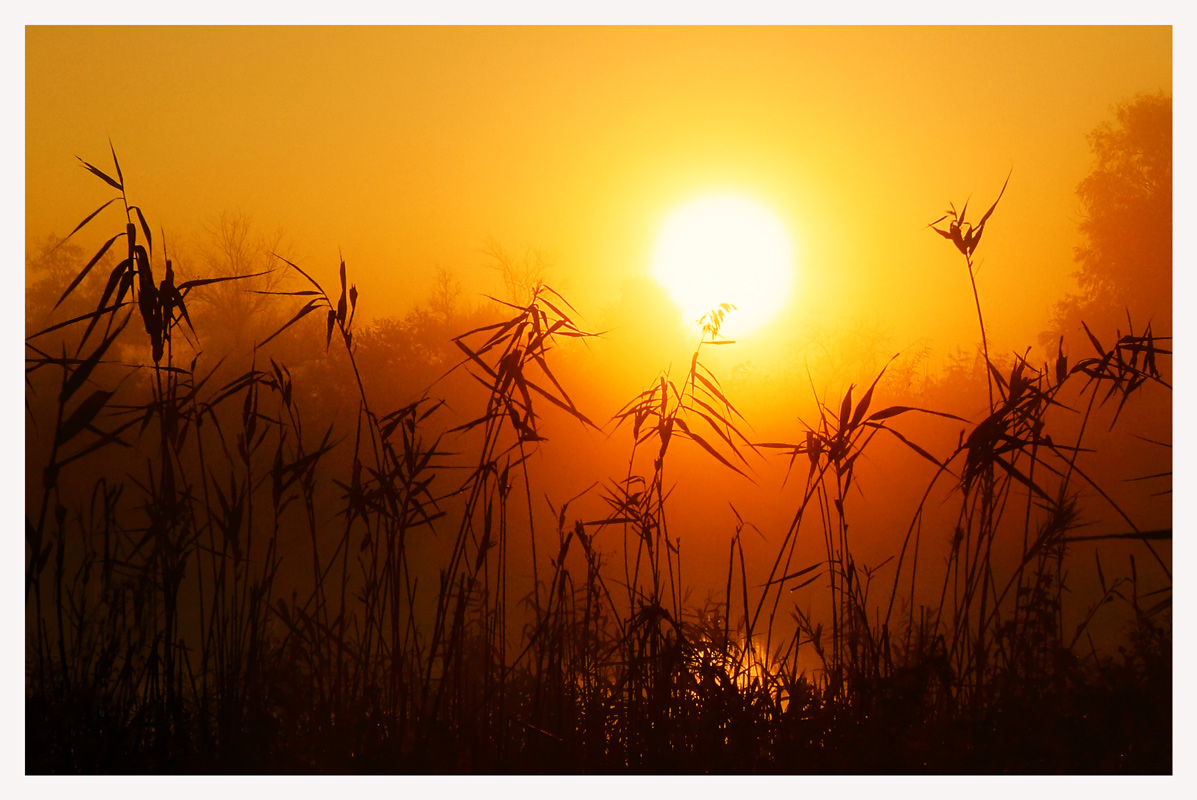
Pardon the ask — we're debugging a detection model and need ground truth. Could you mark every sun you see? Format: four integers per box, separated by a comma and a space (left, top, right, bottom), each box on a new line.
650, 193, 796, 337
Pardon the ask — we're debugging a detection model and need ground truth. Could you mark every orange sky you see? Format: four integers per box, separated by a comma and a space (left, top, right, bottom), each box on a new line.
25, 26, 1172, 374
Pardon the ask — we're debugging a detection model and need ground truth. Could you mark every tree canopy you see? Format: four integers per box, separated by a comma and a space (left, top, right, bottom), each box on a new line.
1047, 92, 1172, 345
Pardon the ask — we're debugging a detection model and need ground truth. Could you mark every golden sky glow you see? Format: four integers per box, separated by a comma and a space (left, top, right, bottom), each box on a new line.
25, 26, 1173, 379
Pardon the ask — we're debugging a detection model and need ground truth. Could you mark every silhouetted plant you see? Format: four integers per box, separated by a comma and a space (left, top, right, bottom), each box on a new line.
26, 148, 1170, 775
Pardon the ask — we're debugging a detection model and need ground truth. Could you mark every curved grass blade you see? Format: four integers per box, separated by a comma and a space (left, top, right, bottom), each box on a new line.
61, 314, 131, 403
53, 233, 122, 311
866, 405, 966, 423
108, 139, 124, 188
178, 270, 272, 294
28, 297, 132, 342
55, 198, 120, 251
673, 417, 749, 479
259, 298, 323, 348
975, 168, 1012, 230
130, 206, 152, 254
270, 252, 325, 295
77, 156, 122, 191
875, 425, 947, 471
56, 389, 113, 446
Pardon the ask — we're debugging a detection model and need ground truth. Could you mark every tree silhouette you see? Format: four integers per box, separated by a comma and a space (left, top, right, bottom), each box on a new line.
183, 211, 287, 355
482, 237, 554, 305
1046, 93, 1172, 346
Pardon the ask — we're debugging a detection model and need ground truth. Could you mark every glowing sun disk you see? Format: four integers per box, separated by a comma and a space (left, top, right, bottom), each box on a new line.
651, 194, 796, 336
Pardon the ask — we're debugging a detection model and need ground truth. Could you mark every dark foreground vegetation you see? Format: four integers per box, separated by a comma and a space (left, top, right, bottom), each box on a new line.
27, 108, 1171, 774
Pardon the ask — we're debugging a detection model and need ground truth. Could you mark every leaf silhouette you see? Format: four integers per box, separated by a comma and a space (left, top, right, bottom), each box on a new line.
337, 259, 348, 324
54, 233, 122, 311
76, 156, 122, 191
976, 168, 1012, 230
178, 270, 271, 293
1081, 320, 1105, 356
56, 389, 113, 446
61, 314, 130, 403
108, 139, 124, 188
673, 417, 749, 478
131, 206, 153, 255
57, 198, 120, 250
260, 298, 323, 348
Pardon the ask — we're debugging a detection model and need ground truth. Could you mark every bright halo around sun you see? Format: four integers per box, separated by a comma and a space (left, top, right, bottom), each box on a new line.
651, 194, 796, 337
